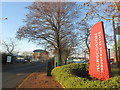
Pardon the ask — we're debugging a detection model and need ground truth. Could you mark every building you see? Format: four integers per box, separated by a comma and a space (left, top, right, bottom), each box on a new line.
33, 49, 49, 61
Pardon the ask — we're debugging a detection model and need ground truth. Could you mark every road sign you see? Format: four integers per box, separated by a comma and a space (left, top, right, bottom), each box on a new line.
7, 56, 12, 63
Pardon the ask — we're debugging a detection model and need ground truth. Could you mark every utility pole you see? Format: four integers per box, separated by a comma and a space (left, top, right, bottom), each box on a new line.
117, 13, 120, 62
112, 15, 118, 63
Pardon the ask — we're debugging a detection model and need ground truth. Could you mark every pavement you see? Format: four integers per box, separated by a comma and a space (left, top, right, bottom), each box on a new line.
16, 67, 64, 89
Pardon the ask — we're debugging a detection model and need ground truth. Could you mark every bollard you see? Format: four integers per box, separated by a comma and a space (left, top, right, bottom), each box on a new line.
56, 62, 57, 67
47, 60, 52, 76
51, 60, 54, 69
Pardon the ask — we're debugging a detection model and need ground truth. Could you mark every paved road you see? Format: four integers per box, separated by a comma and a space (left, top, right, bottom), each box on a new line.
2, 61, 47, 88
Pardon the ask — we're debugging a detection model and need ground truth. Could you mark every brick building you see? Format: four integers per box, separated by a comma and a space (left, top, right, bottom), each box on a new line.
33, 49, 49, 61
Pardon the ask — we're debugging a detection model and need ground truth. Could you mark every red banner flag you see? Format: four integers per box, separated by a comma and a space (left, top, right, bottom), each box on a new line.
89, 21, 110, 80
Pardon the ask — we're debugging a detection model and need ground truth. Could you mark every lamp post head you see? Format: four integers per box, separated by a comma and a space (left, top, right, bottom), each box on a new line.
0, 17, 8, 20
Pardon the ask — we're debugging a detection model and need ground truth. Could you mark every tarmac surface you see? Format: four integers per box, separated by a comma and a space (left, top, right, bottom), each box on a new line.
2, 61, 46, 88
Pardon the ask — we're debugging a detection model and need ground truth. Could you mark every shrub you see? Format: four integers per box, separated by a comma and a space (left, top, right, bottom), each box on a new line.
51, 63, 120, 88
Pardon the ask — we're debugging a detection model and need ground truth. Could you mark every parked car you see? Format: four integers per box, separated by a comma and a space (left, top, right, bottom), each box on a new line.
109, 61, 114, 64
75, 60, 89, 64
67, 60, 74, 64
83, 60, 89, 64
74, 61, 83, 63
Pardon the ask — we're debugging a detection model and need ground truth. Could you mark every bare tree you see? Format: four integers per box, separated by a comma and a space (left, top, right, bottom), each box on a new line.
2, 38, 17, 55
77, 21, 114, 56
16, 2, 79, 66
77, 2, 120, 57
80, 2, 120, 22
105, 34, 114, 46
77, 21, 91, 55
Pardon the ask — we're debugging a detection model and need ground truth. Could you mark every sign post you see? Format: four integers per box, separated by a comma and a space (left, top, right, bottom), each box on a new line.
7, 56, 12, 63
89, 21, 110, 80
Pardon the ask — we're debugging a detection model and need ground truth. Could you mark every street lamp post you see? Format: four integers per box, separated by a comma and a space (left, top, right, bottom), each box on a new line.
112, 15, 120, 63
118, 47, 120, 61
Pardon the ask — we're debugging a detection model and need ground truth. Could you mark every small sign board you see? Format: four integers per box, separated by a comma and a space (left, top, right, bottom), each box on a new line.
7, 56, 12, 63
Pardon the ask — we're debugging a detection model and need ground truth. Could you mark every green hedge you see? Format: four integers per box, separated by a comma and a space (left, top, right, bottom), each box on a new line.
51, 63, 120, 88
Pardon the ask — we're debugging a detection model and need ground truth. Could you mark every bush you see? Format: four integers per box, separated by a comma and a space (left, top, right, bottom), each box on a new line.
51, 63, 120, 88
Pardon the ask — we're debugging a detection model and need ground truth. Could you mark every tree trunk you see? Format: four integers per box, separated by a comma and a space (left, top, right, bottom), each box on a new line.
56, 29, 62, 66
85, 35, 90, 55
58, 48, 62, 66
